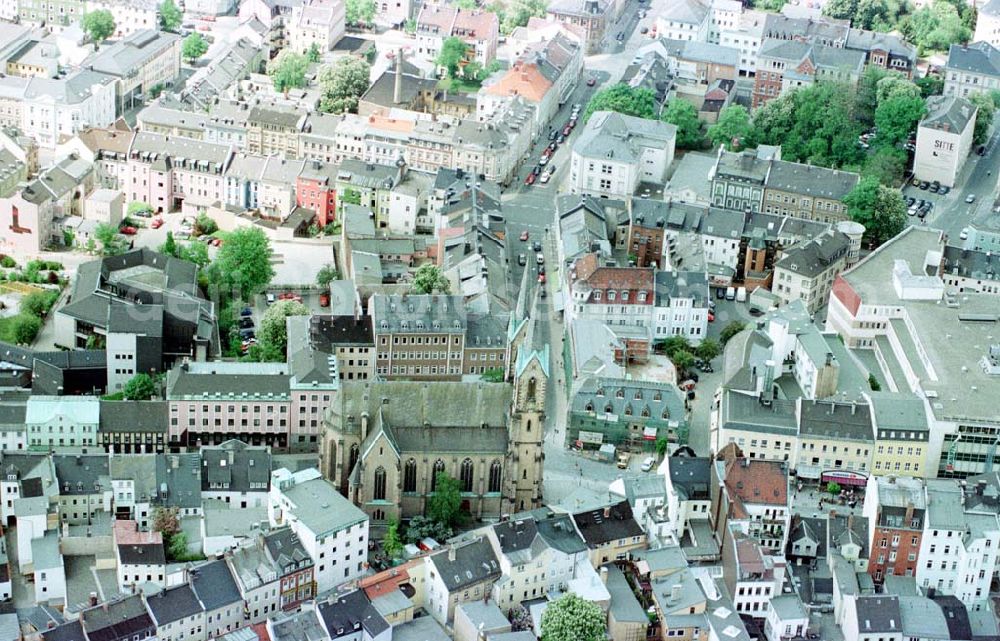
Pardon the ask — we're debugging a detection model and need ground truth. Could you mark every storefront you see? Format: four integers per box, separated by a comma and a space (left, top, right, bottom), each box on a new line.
821, 470, 868, 488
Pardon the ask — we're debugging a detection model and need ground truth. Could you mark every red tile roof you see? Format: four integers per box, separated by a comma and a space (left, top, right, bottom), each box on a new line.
725, 457, 789, 514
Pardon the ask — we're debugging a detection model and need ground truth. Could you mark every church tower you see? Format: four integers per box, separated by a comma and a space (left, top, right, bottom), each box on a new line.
506, 338, 548, 514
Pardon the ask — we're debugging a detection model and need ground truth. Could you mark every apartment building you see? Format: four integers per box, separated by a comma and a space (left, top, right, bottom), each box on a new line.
566, 253, 656, 331
944, 41, 1000, 98
567, 376, 688, 449
796, 399, 874, 479
752, 39, 865, 108
415, 4, 500, 66
862, 476, 925, 584
85, 30, 182, 113
288, 0, 346, 54
652, 270, 710, 343
125, 132, 233, 213
869, 393, 931, 478
0, 71, 117, 149
655, 0, 710, 42
369, 293, 467, 380
247, 102, 307, 159
913, 95, 977, 189
773, 229, 851, 314
712, 449, 791, 553
546, 0, 612, 54
761, 162, 859, 223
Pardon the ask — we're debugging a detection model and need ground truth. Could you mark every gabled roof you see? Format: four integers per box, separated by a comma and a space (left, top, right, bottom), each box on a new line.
189, 559, 242, 612
946, 41, 1000, 77
427, 538, 501, 590
572, 500, 643, 545
80, 595, 154, 641
145, 584, 205, 626
317, 589, 390, 639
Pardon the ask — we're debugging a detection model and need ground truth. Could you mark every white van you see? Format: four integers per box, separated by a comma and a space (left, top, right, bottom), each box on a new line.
641, 456, 656, 472
736, 287, 747, 303
725, 286, 736, 301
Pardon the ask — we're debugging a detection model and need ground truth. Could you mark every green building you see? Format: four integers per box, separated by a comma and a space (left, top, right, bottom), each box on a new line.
567, 376, 688, 452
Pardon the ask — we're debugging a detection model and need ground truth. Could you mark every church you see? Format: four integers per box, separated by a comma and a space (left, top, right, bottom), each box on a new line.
318, 344, 548, 525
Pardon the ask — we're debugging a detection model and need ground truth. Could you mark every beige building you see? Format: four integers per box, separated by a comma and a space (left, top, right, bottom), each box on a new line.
247, 102, 306, 159
796, 399, 874, 482
913, 95, 977, 188
869, 393, 931, 478
761, 162, 859, 224
773, 229, 850, 315
288, 0, 345, 54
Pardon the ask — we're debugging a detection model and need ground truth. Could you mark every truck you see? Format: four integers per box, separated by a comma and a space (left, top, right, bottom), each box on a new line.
616, 453, 631, 469
725, 286, 736, 301
736, 286, 747, 303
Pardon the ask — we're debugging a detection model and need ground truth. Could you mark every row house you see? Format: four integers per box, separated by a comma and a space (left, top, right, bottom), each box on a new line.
261, 526, 315, 611
712, 446, 791, 553
652, 270, 710, 343
722, 530, 785, 618
947, 41, 1000, 98
546, 0, 612, 54
287, 0, 346, 55
773, 229, 851, 315
752, 38, 866, 108
224, 154, 305, 221
566, 253, 656, 332
862, 475, 926, 585
0, 71, 117, 149
125, 132, 233, 214
415, 4, 500, 66
247, 102, 307, 159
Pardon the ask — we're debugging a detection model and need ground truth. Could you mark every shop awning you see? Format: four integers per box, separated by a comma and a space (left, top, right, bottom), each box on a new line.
822, 470, 868, 487
795, 464, 822, 480
643, 426, 657, 441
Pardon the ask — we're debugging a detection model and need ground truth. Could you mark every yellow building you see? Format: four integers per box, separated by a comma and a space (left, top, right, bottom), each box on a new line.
795, 399, 874, 485
868, 392, 931, 477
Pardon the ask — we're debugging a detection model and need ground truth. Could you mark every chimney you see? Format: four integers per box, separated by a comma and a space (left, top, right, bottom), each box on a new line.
393, 49, 404, 104
848, 514, 855, 532
670, 583, 682, 601
904, 502, 914, 524
600, 566, 609, 584
89, 592, 98, 606
448, 546, 457, 562
603, 506, 611, 518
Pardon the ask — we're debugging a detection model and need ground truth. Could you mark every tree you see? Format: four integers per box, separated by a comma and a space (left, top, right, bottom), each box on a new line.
437, 37, 469, 79
82, 10, 116, 43
583, 84, 657, 122
856, 66, 889, 124
167, 531, 190, 559
671, 350, 695, 376
968, 91, 996, 145
481, 367, 504, 382
382, 521, 404, 559
655, 437, 670, 457
904, 0, 970, 52
256, 300, 310, 361
864, 146, 908, 186
268, 50, 309, 95
211, 227, 275, 298
306, 42, 322, 63
844, 175, 907, 246
340, 188, 362, 209
152, 507, 180, 538
454, 0, 477, 8
915, 74, 944, 98
10, 315, 40, 345
182, 33, 209, 62
720, 320, 746, 344
194, 213, 218, 236
123, 373, 157, 400
874, 94, 926, 147
540, 593, 606, 641
318, 57, 371, 114
159, 0, 183, 31
160, 231, 177, 257
868, 373, 882, 391
658, 336, 691, 358
95, 223, 125, 256
63, 228, 75, 247
708, 105, 753, 151
176, 241, 210, 268
876, 75, 920, 104
20, 291, 51, 318
827, 482, 842, 494
662, 100, 703, 149
316, 264, 339, 286
497, 0, 547, 34
753, 0, 787, 10
345, 0, 376, 26
695, 338, 721, 362
404, 515, 453, 543
412, 264, 451, 294
426, 471, 462, 527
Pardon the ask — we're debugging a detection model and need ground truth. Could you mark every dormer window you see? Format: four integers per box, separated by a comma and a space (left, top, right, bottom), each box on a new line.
634, 390, 642, 400
661, 408, 670, 419
608, 291, 616, 301
641, 406, 650, 418
585, 403, 594, 412
653, 391, 662, 401
621, 291, 629, 301
604, 404, 613, 413
616, 389, 624, 399
594, 291, 602, 301
624, 404, 633, 416
638, 291, 647, 302
596, 387, 605, 396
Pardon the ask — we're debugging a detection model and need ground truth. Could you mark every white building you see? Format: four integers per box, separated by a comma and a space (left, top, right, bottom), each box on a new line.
943, 41, 1000, 98
655, 0, 710, 42
425, 538, 501, 624
652, 270, 710, 343
717, 8, 764, 75
0, 71, 117, 149
661, 456, 712, 546
227, 543, 282, 623
25, 396, 100, 451
569, 111, 676, 199
288, 0, 346, 54
842, 595, 903, 641
268, 467, 369, 593
975, 1, 1000, 49
32, 531, 65, 606
565, 254, 655, 331
772, 229, 851, 315
146, 584, 208, 641
764, 594, 808, 641
86, 0, 159, 37
189, 559, 244, 638
913, 95, 977, 188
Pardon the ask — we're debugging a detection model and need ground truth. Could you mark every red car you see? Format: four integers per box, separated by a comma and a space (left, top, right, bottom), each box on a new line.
119, 226, 137, 235
563, 125, 572, 136
278, 292, 303, 303
520, 230, 529, 241
538, 274, 546, 284
541, 147, 553, 159
587, 77, 596, 86
150, 218, 163, 229
212, 238, 222, 247
525, 173, 536, 186
708, 312, 715, 322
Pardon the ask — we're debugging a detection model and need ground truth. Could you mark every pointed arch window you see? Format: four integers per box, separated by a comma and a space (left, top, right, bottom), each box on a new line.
373, 467, 387, 501
431, 459, 446, 491
641, 406, 651, 418
348, 443, 360, 474
460, 458, 474, 493
403, 458, 417, 493
488, 460, 502, 493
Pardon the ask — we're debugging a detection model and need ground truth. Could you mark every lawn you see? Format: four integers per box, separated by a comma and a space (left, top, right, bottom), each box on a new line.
438, 77, 482, 94
0, 316, 18, 343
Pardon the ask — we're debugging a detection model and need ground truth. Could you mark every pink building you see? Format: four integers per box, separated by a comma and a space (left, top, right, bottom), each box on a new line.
126, 132, 232, 214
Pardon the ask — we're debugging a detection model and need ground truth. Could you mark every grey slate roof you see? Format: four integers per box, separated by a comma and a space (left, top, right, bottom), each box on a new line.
757, 38, 866, 75
765, 161, 860, 200
317, 589, 390, 639
163, 453, 201, 510
118, 542, 165, 565
571, 376, 686, 425
145, 584, 205, 626
99, 401, 167, 434
775, 230, 850, 278
854, 595, 902, 634
798, 399, 874, 442
572, 500, 643, 545
270, 609, 328, 641
85, 30, 179, 78
946, 41, 1000, 77
41, 620, 84, 641
201, 440, 270, 493
573, 111, 676, 164
668, 456, 711, 501
530, 512, 587, 555
428, 538, 501, 591
189, 559, 242, 612
53, 454, 109, 496
80, 594, 154, 641
370, 294, 467, 334
606, 564, 648, 623
921, 95, 977, 134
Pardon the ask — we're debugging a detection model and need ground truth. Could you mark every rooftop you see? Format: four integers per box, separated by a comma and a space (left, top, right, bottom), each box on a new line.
273, 468, 367, 537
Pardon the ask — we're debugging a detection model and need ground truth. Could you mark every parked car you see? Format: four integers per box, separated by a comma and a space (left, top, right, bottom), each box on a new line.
536, 252, 545, 265
641, 456, 656, 472
239, 328, 255, 339
939, 185, 950, 195
617, 453, 631, 469
240, 307, 253, 317
518, 253, 527, 266
150, 218, 163, 229
532, 240, 542, 252
715, 288, 725, 300
919, 181, 930, 190
538, 155, 548, 166
966, 194, 977, 203
960, 228, 969, 240
238, 317, 255, 329
540, 170, 552, 183
525, 173, 536, 185
563, 125, 572, 136
520, 230, 529, 241
587, 77, 596, 86
556, 134, 565, 144
119, 226, 137, 235
265, 292, 275, 304
905, 197, 915, 207
538, 273, 546, 284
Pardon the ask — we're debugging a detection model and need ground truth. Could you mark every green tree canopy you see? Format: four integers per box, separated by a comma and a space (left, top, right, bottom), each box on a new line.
209, 227, 275, 299
95, 223, 126, 256
316, 264, 339, 287
382, 521, 404, 559
968, 91, 997, 145
412, 264, 451, 294
874, 94, 926, 146
318, 57, 371, 114
495, 0, 547, 34
662, 100, 703, 149
864, 146, 908, 186
875, 75, 920, 104
437, 37, 469, 79
720, 320, 746, 344
158, 0, 182, 31
83, 10, 116, 43
844, 175, 907, 245
20, 291, 52, 318
177, 241, 210, 268
10, 315, 40, 345
267, 49, 309, 94
540, 594, 607, 641
903, 0, 971, 52
672, 350, 696, 375
915, 74, 944, 98
255, 300, 310, 361
345, 0, 376, 26
583, 84, 657, 122
708, 104, 753, 150
695, 338, 721, 362
123, 373, 157, 400
427, 471, 462, 527
182, 33, 209, 62
306, 42, 322, 62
